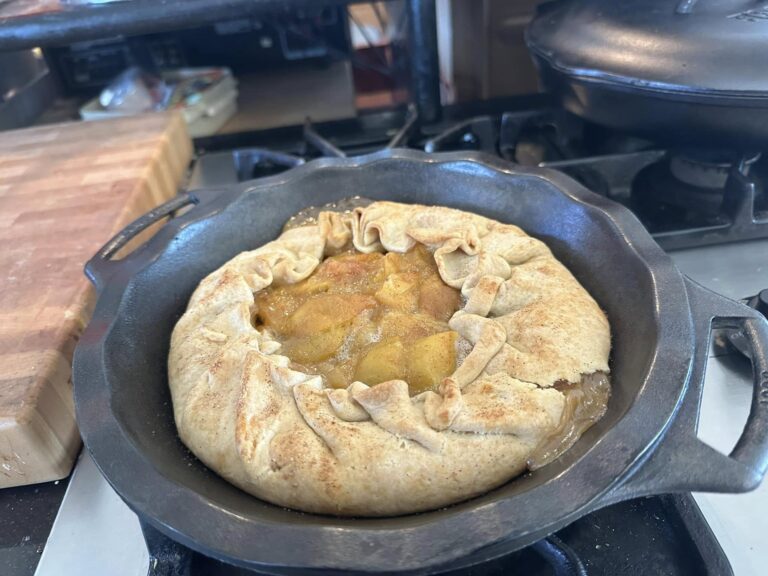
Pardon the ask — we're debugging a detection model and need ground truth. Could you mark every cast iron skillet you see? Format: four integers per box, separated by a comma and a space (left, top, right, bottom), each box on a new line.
74, 150, 768, 575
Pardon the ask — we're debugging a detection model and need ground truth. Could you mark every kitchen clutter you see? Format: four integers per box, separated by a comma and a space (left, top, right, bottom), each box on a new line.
80, 66, 238, 137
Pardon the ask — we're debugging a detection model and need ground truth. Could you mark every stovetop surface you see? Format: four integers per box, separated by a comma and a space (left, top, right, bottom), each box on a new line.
14, 96, 768, 576
191, 98, 768, 251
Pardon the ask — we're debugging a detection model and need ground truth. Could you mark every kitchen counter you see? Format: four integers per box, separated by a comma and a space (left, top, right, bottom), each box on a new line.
0, 111, 193, 575
0, 112, 193, 490
0, 479, 68, 576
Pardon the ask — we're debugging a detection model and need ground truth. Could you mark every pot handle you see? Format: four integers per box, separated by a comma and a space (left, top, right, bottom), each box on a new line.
85, 192, 198, 292
607, 278, 768, 503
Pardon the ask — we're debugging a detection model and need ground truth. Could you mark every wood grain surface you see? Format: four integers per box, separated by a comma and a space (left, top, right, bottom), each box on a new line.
0, 112, 193, 488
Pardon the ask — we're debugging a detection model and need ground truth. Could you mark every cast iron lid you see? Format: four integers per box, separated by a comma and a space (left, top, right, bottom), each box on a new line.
527, 0, 768, 99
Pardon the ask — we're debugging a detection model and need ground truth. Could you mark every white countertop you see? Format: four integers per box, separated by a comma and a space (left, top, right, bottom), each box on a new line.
672, 239, 768, 576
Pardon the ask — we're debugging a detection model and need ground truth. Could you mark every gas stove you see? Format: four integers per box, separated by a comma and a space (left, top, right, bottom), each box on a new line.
190, 100, 768, 251
29, 98, 768, 576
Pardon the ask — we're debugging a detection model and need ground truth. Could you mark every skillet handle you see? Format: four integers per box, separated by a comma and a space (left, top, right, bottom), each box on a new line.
85, 192, 198, 292
607, 278, 768, 503
729, 314, 768, 472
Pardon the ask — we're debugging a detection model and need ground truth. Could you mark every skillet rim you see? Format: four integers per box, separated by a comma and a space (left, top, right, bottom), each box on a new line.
74, 149, 694, 573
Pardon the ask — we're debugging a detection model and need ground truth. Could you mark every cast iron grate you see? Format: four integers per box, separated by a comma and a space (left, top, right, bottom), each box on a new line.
194, 107, 768, 251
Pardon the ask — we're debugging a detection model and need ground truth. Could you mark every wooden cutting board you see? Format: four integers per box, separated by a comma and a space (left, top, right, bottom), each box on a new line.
0, 112, 193, 488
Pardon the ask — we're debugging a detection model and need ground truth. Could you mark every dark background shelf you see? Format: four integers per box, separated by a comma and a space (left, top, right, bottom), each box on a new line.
0, 0, 357, 52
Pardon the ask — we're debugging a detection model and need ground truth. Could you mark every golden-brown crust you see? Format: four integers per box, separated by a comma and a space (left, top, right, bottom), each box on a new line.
168, 201, 611, 516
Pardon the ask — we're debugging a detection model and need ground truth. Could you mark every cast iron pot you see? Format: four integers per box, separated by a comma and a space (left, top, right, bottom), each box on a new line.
526, 0, 768, 149
74, 150, 768, 575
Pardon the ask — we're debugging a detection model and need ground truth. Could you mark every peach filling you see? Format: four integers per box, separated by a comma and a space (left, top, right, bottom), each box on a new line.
254, 246, 462, 395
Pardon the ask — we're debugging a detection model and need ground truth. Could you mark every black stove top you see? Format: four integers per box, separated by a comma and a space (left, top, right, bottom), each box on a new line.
191, 97, 768, 251
140, 494, 731, 575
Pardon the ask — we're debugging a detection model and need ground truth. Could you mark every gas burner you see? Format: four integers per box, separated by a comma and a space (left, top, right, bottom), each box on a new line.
545, 148, 768, 249
630, 152, 762, 229
632, 156, 731, 225
499, 109, 582, 164
633, 152, 760, 222
669, 151, 760, 190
